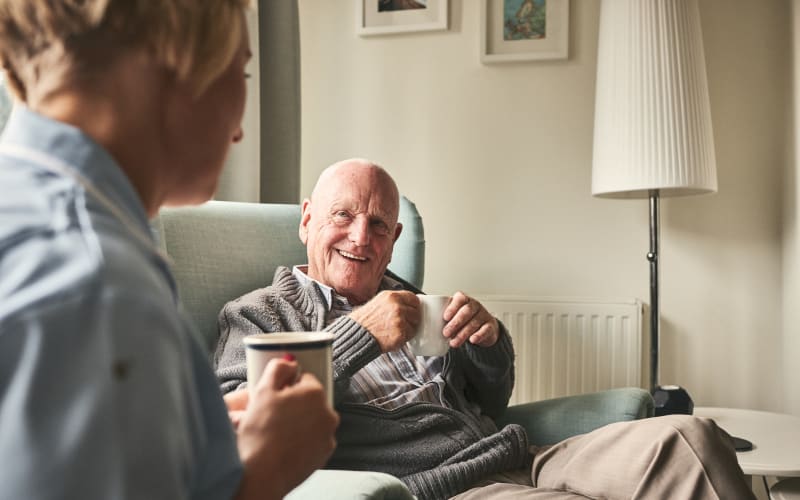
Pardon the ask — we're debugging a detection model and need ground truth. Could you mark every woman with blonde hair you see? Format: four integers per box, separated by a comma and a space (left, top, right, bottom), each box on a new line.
0, 1, 338, 499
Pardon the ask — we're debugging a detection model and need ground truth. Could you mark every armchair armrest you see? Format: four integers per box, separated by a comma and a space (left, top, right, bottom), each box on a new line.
495, 387, 654, 446
286, 470, 415, 500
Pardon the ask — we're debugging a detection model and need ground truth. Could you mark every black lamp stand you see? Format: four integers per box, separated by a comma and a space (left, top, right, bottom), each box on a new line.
647, 189, 694, 416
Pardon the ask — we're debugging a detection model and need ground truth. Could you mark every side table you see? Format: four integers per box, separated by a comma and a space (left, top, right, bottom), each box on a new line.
695, 407, 800, 496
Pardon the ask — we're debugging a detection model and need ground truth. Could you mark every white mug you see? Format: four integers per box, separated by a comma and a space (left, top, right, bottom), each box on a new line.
243, 331, 335, 404
408, 294, 451, 357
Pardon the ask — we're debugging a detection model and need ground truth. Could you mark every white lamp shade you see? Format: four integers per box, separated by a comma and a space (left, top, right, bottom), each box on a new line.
592, 0, 717, 199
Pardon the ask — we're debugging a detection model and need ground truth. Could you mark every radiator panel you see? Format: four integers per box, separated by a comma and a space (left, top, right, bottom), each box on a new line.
476, 296, 643, 405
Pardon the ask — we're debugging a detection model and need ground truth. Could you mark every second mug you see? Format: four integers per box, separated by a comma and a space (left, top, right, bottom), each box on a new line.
408, 294, 451, 357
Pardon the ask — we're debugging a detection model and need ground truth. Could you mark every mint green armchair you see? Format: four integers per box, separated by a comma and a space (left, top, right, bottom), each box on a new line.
154, 200, 653, 500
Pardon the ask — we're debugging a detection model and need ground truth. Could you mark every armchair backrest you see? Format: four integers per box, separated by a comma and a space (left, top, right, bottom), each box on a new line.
153, 198, 425, 351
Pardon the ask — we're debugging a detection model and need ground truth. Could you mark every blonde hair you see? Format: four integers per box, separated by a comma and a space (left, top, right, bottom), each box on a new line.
0, 0, 250, 102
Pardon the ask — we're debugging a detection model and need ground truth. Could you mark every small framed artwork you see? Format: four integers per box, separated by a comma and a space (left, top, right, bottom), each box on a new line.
481, 0, 569, 63
357, 0, 448, 36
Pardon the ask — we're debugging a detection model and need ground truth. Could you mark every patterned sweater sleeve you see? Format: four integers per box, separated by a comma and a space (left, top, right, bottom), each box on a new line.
324, 316, 383, 404
454, 320, 515, 419
214, 268, 322, 393
214, 290, 282, 394
214, 267, 385, 397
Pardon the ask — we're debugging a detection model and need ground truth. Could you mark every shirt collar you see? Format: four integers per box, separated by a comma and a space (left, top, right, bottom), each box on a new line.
0, 105, 151, 235
292, 265, 404, 310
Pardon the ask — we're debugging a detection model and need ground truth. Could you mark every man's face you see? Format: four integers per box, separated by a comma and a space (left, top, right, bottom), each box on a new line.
300, 164, 402, 305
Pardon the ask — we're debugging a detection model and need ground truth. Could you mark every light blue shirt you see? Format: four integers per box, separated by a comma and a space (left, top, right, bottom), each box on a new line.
0, 107, 242, 499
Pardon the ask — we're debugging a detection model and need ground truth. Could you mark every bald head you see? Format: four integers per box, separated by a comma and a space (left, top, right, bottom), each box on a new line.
311, 158, 399, 212
299, 158, 403, 305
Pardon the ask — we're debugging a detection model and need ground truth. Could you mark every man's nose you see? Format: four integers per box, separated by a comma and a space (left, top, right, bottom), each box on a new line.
349, 217, 370, 246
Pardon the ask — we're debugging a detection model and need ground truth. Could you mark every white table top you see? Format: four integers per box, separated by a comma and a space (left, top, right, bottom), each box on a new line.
694, 407, 800, 477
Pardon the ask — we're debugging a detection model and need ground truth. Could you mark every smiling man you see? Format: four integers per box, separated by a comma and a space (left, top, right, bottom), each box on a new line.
214, 158, 754, 500
214, 158, 516, 499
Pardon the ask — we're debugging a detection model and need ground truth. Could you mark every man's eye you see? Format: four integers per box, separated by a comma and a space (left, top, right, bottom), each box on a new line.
333, 211, 351, 222
372, 222, 390, 236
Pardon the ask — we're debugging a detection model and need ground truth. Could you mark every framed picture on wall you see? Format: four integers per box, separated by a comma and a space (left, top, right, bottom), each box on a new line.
357, 0, 448, 36
481, 0, 569, 63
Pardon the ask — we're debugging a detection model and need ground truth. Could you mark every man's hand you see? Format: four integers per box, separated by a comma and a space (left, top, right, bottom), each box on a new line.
442, 291, 500, 348
233, 358, 340, 500
349, 290, 420, 353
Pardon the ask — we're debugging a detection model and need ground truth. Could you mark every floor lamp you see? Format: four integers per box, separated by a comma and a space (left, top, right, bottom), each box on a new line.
591, 0, 717, 416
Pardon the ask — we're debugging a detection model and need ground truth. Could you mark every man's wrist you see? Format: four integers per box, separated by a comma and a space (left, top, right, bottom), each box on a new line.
329, 316, 382, 376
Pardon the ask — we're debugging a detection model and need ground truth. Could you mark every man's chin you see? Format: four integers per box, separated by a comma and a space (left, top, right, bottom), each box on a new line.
332, 279, 380, 305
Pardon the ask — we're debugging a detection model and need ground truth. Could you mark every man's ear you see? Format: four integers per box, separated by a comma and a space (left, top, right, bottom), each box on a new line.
393, 222, 403, 243
386, 222, 403, 265
299, 198, 312, 244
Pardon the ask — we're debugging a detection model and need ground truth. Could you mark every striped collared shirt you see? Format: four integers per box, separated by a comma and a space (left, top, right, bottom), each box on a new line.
292, 266, 448, 410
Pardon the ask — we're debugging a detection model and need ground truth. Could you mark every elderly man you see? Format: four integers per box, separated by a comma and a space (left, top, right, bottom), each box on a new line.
215, 158, 754, 500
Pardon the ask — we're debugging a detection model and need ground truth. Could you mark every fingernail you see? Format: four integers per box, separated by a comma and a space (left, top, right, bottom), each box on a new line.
282, 353, 297, 361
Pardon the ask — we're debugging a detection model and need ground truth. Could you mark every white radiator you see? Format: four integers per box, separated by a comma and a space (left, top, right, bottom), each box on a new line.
476, 296, 643, 405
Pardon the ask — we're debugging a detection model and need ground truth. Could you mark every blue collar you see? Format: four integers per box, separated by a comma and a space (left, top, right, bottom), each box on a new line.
1, 105, 151, 233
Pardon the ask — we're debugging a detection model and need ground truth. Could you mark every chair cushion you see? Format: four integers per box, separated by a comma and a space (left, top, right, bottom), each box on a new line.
155, 201, 306, 351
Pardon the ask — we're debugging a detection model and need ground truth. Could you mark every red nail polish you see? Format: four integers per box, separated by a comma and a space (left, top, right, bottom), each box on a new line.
282, 353, 297, 361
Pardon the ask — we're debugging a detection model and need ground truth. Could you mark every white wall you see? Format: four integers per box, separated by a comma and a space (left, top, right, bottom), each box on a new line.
216, 9, 261, 202
696, 0, 790, 412
298, 0, 794, 413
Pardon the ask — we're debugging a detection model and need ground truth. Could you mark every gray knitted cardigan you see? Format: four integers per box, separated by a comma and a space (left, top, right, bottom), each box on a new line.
214, 267, 530, 499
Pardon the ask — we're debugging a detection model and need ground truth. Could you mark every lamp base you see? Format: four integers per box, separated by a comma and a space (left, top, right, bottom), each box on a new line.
652, 385, 694, 416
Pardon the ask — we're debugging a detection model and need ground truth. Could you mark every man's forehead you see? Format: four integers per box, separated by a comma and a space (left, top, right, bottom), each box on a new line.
324, 193, 398, 220
310, 160, 400, 218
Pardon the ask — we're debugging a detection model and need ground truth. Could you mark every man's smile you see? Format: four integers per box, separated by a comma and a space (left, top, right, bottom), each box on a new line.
337, 249, 368, 262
